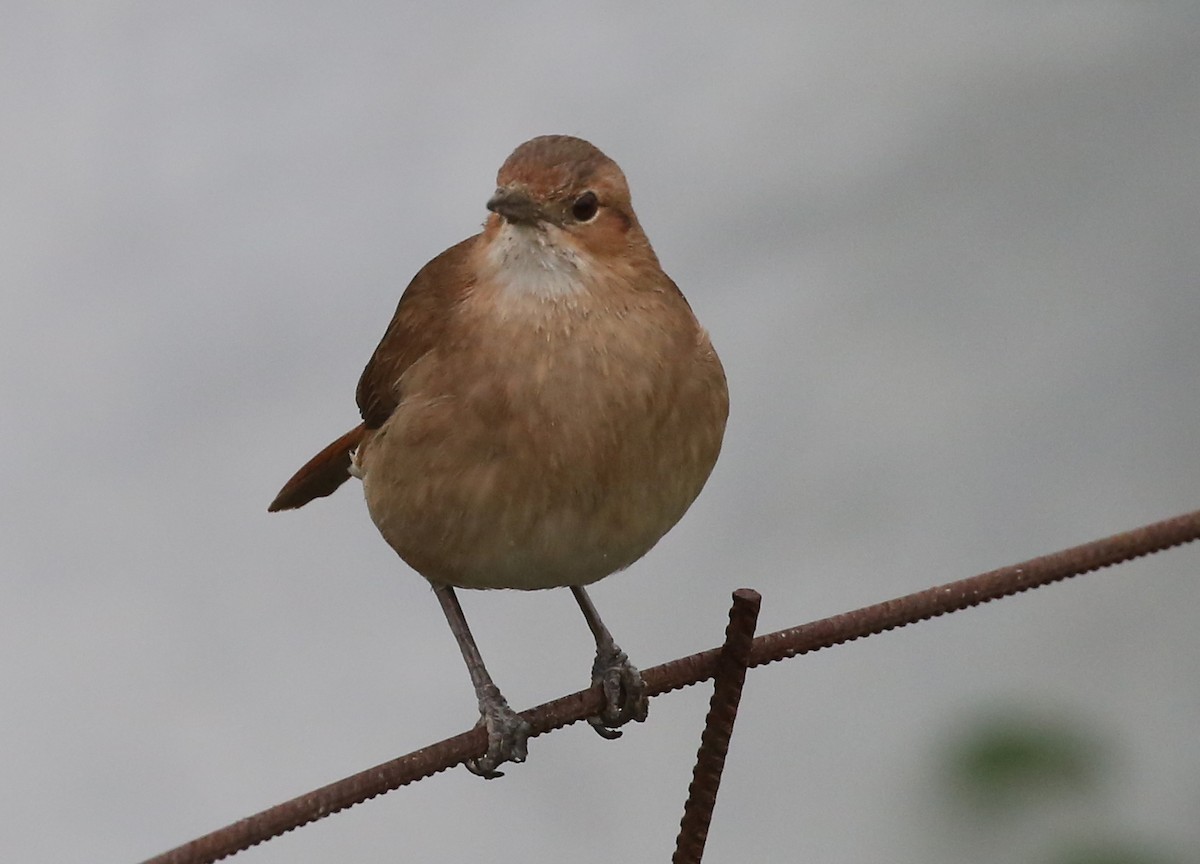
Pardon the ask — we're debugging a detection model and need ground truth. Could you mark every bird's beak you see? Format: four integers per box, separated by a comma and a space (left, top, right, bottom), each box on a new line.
487, 187, 545, 225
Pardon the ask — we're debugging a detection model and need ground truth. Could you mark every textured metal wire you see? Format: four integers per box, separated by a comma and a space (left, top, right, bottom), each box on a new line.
673, 589, 761, 864
140, 507, 1200, 864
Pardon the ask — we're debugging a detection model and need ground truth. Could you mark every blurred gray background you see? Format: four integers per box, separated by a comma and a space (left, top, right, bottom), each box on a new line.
3, 4, 1198, 862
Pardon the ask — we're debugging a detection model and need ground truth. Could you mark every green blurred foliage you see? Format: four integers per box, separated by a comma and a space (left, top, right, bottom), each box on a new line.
929, 708, 1190, 864
943, 713, 1103, 808
1049, 839, 1181, 864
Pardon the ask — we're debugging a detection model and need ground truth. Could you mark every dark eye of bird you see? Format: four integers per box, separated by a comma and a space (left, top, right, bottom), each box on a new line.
571, 191, 599, 222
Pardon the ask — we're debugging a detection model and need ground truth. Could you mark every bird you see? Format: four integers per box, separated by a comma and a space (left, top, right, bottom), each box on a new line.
269, 135, 728, 777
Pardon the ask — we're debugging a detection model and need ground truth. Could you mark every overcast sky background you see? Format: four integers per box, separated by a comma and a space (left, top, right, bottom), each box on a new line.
3, 4, 1199, 863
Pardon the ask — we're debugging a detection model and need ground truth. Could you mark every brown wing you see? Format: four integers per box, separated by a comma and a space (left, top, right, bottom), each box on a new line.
267, 234, 478, 512
356, 235, 479, 428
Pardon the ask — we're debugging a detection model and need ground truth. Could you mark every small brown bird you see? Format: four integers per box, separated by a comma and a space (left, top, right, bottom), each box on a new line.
270, 135, 728, 777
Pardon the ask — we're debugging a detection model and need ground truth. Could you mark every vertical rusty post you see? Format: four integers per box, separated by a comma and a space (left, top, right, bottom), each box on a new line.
673, 588, 762, 864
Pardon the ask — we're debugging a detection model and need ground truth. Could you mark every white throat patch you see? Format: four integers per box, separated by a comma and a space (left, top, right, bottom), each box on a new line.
486, 223, 590, 298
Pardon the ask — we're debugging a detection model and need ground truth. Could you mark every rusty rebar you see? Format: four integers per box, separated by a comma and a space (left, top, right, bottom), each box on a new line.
745, 507, 1200, 671
673, 588, 761, 864
140, 506, 1200, 864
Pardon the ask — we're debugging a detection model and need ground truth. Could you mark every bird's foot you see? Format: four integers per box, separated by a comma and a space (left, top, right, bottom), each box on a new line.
465, 689, 531, 779
587, 642, 649, 739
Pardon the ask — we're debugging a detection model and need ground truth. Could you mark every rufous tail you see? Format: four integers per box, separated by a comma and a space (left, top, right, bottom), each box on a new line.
268, 424, 366, 512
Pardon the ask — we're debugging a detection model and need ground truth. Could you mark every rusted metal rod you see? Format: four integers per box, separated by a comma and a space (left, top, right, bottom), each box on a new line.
673, 588, 761, 864
140, 506, 1200, 864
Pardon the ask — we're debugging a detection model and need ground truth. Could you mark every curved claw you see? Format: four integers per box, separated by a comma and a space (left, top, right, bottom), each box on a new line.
465, 700, 531, 779
588, 715, 625, 740
587, 644, 649, 739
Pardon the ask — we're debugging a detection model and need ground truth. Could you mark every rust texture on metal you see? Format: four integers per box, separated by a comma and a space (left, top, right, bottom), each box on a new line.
140, 507, 1200, 864
673, 588, 762, 864
747, 507, 1200, 671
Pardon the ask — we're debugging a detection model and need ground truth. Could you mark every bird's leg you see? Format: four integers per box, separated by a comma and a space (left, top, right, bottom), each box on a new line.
570, 585, 649, 739
433, 583, 530, 778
